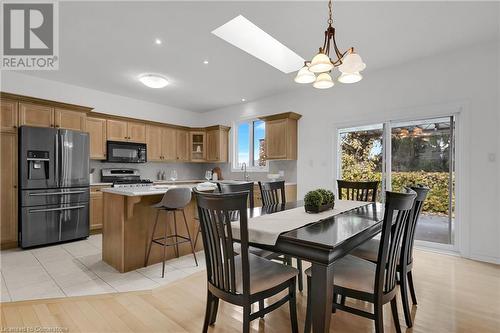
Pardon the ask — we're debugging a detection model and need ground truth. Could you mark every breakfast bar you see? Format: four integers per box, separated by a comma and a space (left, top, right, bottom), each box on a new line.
101, 184, 203, 272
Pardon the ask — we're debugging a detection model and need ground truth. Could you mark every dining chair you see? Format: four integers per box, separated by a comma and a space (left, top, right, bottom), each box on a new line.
258, 180, 286, 206
258, 181, 304, 292
193, 189, 299, 333
304, 190, 417, 333
350, 185, 430, 327
337, 180, 379, 202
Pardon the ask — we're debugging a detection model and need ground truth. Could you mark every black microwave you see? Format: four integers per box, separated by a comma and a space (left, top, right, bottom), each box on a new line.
106, 141, 147, 163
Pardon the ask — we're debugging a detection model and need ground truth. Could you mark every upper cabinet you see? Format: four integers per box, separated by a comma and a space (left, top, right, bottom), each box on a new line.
86, 117, 107, 160
176, 129, 190, 161
206, 126, 229, 162
19, 102, 54, 128
106, 119, 146, 143
0, 99, 18, 133
260, 112, 301, 160
190, 131, 206, 162
162, 127, 177, 161
54, 108, 86, 131
146, 125, 163, 161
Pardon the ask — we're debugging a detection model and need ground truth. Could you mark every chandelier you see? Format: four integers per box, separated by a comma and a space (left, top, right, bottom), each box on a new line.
294, 0, 366, 89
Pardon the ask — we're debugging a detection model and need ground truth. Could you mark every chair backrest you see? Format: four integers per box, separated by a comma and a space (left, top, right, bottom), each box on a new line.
258, 181, 286, 206
375, 190, 416, 296
157, 187, 192, 209
217, 182, 255, 209
193, 189, 251, 296
401, 185, 430, 266
337, 180, 379, 202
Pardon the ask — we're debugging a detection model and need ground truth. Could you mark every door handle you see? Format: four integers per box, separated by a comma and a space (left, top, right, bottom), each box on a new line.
29, 190, 86, 196
29, 205, 85, 213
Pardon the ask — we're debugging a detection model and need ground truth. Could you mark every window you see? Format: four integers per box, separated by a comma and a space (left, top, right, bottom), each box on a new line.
234, 119, 267, 171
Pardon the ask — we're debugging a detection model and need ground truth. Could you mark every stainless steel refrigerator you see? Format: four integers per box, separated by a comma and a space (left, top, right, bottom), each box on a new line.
19, 126, 90, 248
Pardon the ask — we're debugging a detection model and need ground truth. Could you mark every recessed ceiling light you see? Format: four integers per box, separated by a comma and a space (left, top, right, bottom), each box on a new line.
203, 60, 209, 64
154, 38, 162, 45
138, 74, 169, 88
212, 15, 304, 73
241, 98, 246, 102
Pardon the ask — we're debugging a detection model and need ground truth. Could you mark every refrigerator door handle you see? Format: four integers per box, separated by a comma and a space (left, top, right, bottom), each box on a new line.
29, 205, 85, 213
29, 190, 86, 196
55, 132, 60, 187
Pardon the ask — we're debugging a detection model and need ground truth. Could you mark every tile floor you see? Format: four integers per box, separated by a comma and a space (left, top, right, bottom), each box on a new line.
0, 234, 205, 302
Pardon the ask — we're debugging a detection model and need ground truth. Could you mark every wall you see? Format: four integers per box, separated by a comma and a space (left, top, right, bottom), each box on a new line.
199, 40, 500, 264
0, 71, 201, 127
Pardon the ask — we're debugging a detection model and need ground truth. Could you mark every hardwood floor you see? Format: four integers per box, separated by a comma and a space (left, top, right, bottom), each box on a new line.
1, 249, 499, 332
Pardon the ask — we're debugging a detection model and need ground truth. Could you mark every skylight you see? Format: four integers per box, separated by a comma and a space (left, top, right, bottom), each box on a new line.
211, 15, 304, 74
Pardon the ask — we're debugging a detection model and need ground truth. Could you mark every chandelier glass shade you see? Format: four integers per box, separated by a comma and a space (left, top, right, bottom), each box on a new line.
294, 0, 366, 89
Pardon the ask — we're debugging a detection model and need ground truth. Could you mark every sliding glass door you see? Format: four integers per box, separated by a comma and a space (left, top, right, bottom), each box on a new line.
338, 116, 456, 246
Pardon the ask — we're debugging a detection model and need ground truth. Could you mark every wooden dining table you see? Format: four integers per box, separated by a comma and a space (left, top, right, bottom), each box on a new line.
247, 201, 385, 333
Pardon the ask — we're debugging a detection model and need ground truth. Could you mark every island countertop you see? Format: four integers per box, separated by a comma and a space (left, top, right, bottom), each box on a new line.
100, 183, 205, 197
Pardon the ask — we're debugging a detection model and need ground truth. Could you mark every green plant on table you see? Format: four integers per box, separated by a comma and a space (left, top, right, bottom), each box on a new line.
304, 190, 323, 208
317, 188, 335, 205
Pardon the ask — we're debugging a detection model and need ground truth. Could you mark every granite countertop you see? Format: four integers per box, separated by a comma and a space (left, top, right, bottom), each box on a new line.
100, 183, 214, 197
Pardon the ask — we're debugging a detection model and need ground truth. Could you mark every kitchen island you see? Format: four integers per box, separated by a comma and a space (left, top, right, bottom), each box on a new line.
101, 184, 204, 273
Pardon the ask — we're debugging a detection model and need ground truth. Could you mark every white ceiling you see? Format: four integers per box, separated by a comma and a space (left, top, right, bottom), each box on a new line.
22, 1, 499, 112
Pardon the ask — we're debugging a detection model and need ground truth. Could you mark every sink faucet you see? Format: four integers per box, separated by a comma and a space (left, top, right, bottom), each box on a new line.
241, 162, 250, 181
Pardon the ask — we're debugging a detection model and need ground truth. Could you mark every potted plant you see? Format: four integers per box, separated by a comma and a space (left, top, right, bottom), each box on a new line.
304, 188, 335, 213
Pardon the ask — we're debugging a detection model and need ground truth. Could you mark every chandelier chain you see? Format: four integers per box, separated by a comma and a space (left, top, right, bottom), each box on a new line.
328, 0, 333, 25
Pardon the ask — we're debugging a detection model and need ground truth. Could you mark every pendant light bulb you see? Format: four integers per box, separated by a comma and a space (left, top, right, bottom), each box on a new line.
294, 65, 316, 84
313, 72, 334, 89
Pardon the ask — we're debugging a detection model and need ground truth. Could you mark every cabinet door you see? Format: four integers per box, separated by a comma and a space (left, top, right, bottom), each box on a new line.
90, 190, 104, 231
161, 127, 177, 161
0, 99, 18, 133
106, 119, 128, 142
206, 129, 219, 161
190, 131, 206, 161
0, 132, 17, 247
54, 108, 86, 131
175, 130, 189, 161
86, 117, 107, 159
19, 102, 54, 128
127, 121, 146, 143
265, 119, 287, 159
146, 125, 163, 161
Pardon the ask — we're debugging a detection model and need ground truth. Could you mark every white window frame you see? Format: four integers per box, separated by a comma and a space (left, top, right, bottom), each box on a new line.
232, 118, 269, 172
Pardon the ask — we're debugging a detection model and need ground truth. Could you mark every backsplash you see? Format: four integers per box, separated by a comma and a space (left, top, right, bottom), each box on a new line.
90, 160, 207, 182
90, 160, 297, 184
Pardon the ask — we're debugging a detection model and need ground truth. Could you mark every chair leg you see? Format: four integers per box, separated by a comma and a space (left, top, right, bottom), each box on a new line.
400, 269, 413, 327
297, 259, 303, 292
145, 210, 160, 267
407, 271, 418, 305
209, 296, 219, 325
161, 211, 169, 278
259, 300, 265, 319
242, 305, 251, 333
374, 302, 384, 333
332, 293, 337, 313
181, 209, 198, 266
172, 211, 179, 258
203, 290, 214, 333
304, 276, 312, 333
288, 281, 299, 333
193, 222, 201, 248
391, 298, 402, 333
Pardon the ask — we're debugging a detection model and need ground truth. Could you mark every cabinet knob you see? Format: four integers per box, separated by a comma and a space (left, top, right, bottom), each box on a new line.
55, 124, 60, 128
13, 125, 17, 129
13, 185, 17, 189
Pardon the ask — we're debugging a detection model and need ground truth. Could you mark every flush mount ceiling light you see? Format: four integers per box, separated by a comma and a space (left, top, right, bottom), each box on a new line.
138, 74, 169, 88
294, 0, 366, 89
154, 38, 162, 45
212, 15, 304, 73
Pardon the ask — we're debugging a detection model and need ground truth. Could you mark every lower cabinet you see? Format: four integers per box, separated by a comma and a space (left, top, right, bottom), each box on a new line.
0, 132, 18, 249
90, 186, 107, 231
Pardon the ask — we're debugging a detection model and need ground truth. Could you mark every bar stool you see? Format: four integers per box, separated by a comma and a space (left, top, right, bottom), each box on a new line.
145, 187, 198, 278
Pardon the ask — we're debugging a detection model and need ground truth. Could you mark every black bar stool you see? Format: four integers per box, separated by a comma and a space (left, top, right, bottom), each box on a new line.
145, 187, 198, 277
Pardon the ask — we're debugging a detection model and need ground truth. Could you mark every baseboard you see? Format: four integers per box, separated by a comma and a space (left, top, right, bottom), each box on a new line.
469, 253, 500, 265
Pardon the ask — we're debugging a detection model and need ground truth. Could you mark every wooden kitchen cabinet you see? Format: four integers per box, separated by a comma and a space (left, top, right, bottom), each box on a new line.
106, 119, 128, 141
176, 129, 190, 161
90, 186, 108, 232
190, 131, 206, 162
127, 121, 146, 143
0, 99, 18, 133
107, 119, 146, 143
162, 127, 177, 161
19, 102, 54, 128
0, 132, 18, 248
86, 117, 107, 160
54, 108, 86, 131
260, 112, 301, 160
206, 126, 229, 162
146, 125, 163, 161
